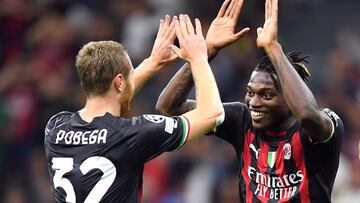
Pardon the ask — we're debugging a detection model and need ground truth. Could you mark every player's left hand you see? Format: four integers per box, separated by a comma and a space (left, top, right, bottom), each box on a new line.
149, 15, 178, 68
206, 0, 250, 57
256, 0, 279, 49
170, 15, 208, 64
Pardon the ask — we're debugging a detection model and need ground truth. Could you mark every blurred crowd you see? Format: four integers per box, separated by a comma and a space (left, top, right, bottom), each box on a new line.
0, 0, 359, 202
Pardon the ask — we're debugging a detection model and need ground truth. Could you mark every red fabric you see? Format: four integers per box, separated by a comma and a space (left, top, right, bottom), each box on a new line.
292, 132, 310, 203
241, 129, 255, 202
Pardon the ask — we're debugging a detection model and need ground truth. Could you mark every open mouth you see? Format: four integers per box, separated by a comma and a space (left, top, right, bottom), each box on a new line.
250, 110, 266, 121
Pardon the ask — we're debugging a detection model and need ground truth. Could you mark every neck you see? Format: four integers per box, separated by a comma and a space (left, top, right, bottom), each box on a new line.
79, 93, 121, 122
266, 116, 297, 133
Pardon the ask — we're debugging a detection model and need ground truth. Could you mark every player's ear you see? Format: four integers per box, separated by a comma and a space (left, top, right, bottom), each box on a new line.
114, 74, 125, 93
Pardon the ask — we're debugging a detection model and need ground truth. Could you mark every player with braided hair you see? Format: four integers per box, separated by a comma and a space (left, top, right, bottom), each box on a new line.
156, 0, 343, 202
254, 51, 311, 83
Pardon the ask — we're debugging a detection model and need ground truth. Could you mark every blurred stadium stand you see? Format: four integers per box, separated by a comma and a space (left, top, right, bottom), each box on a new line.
1, 0, 359, 202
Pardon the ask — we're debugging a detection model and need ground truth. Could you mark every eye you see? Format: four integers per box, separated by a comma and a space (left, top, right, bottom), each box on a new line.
246, 90, 254, 97
262, 93, 273, 99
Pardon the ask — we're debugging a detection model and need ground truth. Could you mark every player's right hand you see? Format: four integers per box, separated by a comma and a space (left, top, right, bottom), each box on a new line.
206, 0, 250, 57
170, 15, 208, 64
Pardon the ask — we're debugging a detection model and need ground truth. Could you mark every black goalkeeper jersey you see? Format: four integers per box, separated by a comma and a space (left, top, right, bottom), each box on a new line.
44, 111, 190, 203
215, 102, 343, 203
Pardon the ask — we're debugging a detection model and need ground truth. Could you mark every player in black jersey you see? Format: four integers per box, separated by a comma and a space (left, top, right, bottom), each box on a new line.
156, 0, 344, 202
44, 15, 224, 202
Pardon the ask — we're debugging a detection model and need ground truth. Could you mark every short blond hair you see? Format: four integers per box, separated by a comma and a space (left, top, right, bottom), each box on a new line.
75, 41, 131, 96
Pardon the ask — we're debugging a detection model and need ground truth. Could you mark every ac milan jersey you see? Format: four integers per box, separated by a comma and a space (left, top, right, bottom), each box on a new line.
215, 102, 343, 203
44, 111, 190, 203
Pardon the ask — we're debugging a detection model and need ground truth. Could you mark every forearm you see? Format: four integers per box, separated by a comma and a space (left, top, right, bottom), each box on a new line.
155, 49, 218, 115
156, 63, 194, 115
183, 59, 224, 140
264, 43, 319, 120
132, 58, 162, 98
190, 59, 222, 113
207, 44, 219, 61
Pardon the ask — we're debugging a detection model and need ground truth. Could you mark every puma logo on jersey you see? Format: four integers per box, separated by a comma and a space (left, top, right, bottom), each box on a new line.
250, 143, 260, 159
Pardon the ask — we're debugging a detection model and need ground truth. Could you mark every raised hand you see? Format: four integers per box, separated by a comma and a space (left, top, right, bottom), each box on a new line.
206, 0, 250, 56
149, 15, 178, 67
132, 15, 178, 97
256, 0, 279, 49
170, 15, 208, 64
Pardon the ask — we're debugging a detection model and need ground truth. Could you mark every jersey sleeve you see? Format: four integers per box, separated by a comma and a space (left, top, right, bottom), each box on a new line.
126, 114, 190, 163
44, 111, 73, 142
301, 108, 344, 166
320, 108, 344, 144
214, 102, 251, 148
300, 108, 344, 189
306, 108, 344, 146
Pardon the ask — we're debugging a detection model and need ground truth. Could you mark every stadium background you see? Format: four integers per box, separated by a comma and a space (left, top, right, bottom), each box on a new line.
0, 0, 359, 202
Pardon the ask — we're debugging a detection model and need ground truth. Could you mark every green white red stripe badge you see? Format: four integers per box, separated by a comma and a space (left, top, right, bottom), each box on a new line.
268, 151, 276, 168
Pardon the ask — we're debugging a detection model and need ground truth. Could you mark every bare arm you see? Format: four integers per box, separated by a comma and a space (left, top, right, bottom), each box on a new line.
156, 64, 195, 116
132, 15, 178, 98
256, 0, 332, 141
169, 15, 223, 141
156, 0, 249, 116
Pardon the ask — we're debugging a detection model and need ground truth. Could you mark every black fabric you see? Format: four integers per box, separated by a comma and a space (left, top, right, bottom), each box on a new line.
44, 111, 185, 203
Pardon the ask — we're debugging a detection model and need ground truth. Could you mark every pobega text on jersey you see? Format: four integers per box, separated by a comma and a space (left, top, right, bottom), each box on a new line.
55, 129, 107, 145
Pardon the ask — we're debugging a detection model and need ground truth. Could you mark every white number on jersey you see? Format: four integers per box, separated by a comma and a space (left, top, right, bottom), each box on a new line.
51, 156, 116, 203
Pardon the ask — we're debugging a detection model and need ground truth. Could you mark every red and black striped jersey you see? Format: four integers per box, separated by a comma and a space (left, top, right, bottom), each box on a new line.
215, 102, 343, 203
44, 111, 190, 203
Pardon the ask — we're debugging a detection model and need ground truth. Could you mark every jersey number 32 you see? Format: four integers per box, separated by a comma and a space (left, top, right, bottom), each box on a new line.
51, 156, 116, 203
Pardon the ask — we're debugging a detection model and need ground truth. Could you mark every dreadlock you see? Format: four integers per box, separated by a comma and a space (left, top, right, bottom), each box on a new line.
254, 51, 311, 83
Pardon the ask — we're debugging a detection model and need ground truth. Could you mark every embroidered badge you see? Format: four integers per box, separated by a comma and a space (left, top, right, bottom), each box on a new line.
268, 152, 276, 168
283, 143, 292, 160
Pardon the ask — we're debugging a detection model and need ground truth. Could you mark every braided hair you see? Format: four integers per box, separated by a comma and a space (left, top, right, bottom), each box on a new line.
254, 51, 311, 84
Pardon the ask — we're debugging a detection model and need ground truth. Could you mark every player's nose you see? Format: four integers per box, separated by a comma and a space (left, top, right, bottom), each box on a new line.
249, 95, 262, 108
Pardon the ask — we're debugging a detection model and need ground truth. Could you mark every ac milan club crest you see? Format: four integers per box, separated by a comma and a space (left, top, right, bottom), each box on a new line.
283, 143, 292, 160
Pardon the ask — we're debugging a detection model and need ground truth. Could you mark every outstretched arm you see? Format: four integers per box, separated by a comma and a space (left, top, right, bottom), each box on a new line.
156, 65, 196, 116
132, 15, 178, 99
156, 0, 249, 116
170, 15, 224, 141
256, 0, 332, 141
